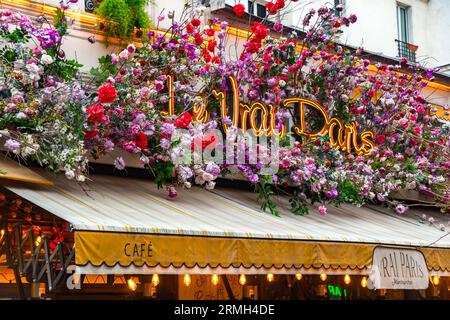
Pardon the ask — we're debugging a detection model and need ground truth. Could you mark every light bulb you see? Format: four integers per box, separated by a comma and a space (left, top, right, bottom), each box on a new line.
239, 274, 246, 286
267, 274, 274, 282
151, 274, 160, 287
431, 275, 440, 286
361, 276, 367, 288
320, 273, 327, 281
184, 274, 191, 287
211, 274, 219, 286
295, 274, 302, 281
344, 274, 351, 285
127, 278, 137, 291
35, 236, 42, 247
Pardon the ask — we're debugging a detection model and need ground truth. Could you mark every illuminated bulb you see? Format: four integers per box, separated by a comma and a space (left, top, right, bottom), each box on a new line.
267, 274, 274, 282
239, 274, 246, 286
183, 274, 191, 287
361, 276, 367, 288
295, 274, 302, 281
127, 278, 137, 291
211, 274, 219, 286
344, 274, 351, 285
151, 274, 160, 287
432, 275, 440, 286
0, 229, 4, 237
35, 236, 42, 247
320, 274, 327, 281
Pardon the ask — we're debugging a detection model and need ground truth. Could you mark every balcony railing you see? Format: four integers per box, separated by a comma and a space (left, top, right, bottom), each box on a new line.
395, 39, 417, 63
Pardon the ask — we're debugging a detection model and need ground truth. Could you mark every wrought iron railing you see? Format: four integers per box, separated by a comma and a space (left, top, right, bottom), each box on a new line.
395, 39, 417, 62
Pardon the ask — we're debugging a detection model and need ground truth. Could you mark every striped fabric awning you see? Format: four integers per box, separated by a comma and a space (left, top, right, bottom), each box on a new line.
3, 170, 450, 274
0, 157, 53, 186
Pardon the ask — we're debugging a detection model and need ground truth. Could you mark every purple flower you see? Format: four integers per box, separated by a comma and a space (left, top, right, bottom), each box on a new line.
206, 162, 221, 177
248, 173, 259, 184
395, 204, 407, 214
4, 139, 20, 153
104, 139, 115, 152
114, 157, 126, 170
325, 188, 339, 199
160, 138, 170, 150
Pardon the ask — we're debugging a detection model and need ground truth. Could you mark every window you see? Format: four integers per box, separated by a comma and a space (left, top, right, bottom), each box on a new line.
396, 3, 416, 62
248, 1, 267, 18
397, 3, 411, 43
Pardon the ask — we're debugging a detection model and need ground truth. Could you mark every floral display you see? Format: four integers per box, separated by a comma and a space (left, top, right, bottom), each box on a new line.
0, 1, 449, 218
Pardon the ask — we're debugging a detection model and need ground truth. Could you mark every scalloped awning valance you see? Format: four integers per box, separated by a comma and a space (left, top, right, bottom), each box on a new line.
4, 169, 450, 274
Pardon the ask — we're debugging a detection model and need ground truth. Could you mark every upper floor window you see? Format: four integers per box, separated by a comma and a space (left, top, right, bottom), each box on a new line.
397, 3, 411, 43
248, 1, 267, 18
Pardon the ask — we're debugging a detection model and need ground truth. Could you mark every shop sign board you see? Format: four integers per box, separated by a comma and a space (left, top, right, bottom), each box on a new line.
368, 247, 429, 290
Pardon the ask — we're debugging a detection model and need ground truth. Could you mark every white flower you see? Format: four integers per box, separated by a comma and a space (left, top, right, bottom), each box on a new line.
40, 54, 53, 65
65, 170, 75, 180
15, 112, 27, 119
76, 174, 86, 182
205, 181, 215, 190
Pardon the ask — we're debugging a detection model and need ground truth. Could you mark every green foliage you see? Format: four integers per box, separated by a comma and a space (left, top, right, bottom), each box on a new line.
54, 8, 68, 36
337, 179, 363, 204
289, 190, 309, 215
90, 55, 119, 85
256, 177, 280, 217
96, 0, 151, 42
0, 26, 30, 44
151, 161, 175, 189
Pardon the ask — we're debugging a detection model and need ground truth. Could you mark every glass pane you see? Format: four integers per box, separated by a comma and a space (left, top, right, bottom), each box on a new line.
257, 4, 267, 18
248, 1, 254, 15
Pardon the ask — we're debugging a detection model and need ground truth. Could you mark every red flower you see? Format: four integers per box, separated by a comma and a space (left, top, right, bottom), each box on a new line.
276, 0, 285, 9
207, 40, 217, 52
86, 104, 105, 123
212, 56, 221, 64
251, 22, 269, 40
265, 2, 279, 15
206, 28, 215, 37
233, 4, 245, 17
193, 33, 204, 45
84, 128, 99, 139
134, 132, 148, 150
203, 51, 212, 62
97, 83, 117, 104
191, 18, 201, 27
186, 23, 194, 33
376, 134, 385, 144
246, 39, 262, 53
173, 112, 192, 128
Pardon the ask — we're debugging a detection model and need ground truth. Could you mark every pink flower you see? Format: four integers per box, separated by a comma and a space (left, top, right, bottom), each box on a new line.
167, 186, 177, 198
318, 205, 327, 216
273, 22, 283, 33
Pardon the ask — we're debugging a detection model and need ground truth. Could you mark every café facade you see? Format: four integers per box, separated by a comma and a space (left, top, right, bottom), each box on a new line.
0, 155, 449, 300
0, 0, 449, 300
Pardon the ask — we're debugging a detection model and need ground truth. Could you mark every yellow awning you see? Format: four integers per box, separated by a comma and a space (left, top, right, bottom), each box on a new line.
0, 156, 53, 185
4, 169, 450, 274
74, 231, 448, 273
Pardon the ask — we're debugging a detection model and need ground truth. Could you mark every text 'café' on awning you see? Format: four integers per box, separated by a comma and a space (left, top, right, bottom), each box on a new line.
0, 157, 449, 300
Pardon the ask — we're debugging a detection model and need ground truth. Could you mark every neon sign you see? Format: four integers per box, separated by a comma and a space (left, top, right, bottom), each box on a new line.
327, 284, 347, 298
162, 76, 375, 156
